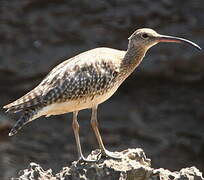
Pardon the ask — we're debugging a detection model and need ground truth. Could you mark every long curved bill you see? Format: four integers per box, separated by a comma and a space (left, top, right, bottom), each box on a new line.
157, 35, 201, 51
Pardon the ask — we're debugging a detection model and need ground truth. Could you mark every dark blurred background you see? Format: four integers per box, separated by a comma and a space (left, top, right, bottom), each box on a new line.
0, 0, 203, 179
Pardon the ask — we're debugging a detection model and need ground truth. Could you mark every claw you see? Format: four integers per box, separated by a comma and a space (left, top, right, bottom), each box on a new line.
78, 155, 98, 163
101, 149, 121, 160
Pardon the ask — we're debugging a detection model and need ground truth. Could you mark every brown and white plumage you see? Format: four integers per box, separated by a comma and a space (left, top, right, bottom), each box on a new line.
3, 28, 201, 161
4, 48, 125, 135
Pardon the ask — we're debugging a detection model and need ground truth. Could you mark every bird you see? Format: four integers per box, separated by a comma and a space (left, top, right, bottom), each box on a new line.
3, 28, 201, 162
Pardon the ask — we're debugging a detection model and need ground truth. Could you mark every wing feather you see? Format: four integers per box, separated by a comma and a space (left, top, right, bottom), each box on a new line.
3, 48, 123, 113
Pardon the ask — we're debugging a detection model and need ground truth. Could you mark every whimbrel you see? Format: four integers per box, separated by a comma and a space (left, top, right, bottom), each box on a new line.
3, 28, 201, 161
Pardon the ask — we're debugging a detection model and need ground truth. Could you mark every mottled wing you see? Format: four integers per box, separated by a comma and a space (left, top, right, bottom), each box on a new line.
3, 48, 123, 112
42, 59, 120, 104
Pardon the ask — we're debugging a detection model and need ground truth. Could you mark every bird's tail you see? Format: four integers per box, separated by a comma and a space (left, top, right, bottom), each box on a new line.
9, 107, 41, 136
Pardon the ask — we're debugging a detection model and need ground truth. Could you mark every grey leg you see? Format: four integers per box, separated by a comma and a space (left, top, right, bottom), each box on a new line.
72, 111, 96, 162
91, 105, 120, 159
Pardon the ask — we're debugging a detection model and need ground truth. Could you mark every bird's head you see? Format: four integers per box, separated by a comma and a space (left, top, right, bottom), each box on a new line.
128, 28, 201, 51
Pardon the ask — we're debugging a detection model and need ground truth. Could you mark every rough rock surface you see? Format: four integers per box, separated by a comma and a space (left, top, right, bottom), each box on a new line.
12, 148, 203, 180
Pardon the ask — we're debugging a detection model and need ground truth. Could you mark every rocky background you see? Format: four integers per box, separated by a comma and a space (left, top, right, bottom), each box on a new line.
0, 0, 203, 179
12, 149, 204, 180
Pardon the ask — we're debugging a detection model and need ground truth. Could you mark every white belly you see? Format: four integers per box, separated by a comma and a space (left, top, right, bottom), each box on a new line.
39, 85, 119, 117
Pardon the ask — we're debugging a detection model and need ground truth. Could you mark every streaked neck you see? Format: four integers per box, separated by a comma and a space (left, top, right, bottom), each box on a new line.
122, 41, 146, 72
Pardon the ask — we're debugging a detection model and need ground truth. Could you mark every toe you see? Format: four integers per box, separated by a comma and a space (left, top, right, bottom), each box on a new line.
101, 149, 121, 159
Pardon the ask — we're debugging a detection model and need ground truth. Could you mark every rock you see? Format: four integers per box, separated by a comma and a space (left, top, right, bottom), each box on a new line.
12, 148, 203, 180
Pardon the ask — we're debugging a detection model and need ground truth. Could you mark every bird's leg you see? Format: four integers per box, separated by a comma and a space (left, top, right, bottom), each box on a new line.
91, 106, 121, 159
72, 111, 96, 162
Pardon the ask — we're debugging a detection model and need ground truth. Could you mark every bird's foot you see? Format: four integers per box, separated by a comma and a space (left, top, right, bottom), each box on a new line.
78, 155, 98, 163
77, 150, 121, 163
101, 149, 121, 160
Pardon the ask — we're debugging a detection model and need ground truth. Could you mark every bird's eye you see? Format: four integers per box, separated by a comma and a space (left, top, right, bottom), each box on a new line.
141, 33, 149, 39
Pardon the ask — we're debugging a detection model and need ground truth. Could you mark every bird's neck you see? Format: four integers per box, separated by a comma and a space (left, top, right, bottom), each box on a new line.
121, 42, 146, 74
